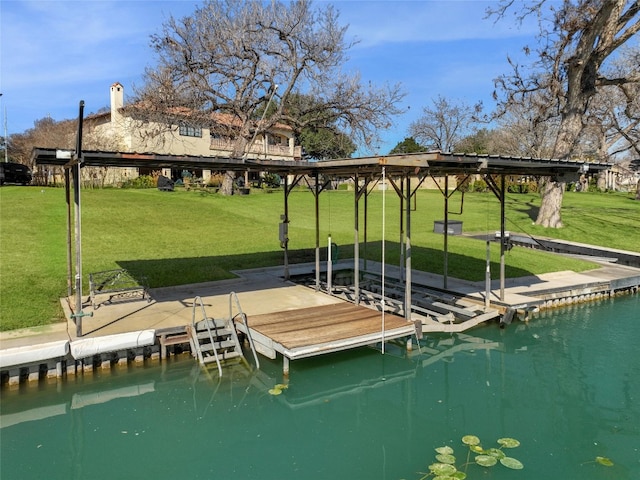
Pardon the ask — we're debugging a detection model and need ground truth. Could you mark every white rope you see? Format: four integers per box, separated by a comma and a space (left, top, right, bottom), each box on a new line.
327, 234, 333, 295
381, 167, 386, 354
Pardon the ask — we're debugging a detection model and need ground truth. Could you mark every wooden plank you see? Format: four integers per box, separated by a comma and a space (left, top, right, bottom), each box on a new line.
249, 305, 372, 335
246, 303, 411, 350
248, 303, 357, 328
252, 308, 377, 336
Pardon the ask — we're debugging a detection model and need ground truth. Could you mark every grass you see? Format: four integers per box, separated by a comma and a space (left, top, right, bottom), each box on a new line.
1, 185, 638, 331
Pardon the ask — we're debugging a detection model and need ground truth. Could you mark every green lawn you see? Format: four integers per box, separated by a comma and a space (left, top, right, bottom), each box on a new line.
1, 185, 638, 331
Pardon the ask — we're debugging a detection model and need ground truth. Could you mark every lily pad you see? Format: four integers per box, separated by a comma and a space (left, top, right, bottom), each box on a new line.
435, 454, 456, 464
475, 455, 497, 467
429, 463, 457, 476
462, 435, 480, 446
451, 472, 467, 480
500, 457, 524, 469
268, 388, 282, 395
274, 383, 288, 390
595, 456, 614, 467
433, 476, 456, 480
497, 437, 520, 448
435, 446, 454, 455
469, 445, 484, 454
485, 448, 506, 459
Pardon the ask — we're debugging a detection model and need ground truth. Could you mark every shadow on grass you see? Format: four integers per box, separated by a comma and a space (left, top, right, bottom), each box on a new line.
507, 195, 540, 223
117, 240, 536, 289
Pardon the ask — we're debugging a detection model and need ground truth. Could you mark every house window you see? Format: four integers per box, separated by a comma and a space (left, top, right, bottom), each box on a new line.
179, 123, 202, 138
268, 134, 287, 145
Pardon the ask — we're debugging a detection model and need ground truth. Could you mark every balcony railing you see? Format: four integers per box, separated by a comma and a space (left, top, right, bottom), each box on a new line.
210, 138, 301, 159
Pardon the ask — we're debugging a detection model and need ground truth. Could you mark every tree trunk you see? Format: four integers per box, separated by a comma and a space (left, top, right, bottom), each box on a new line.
536, 178, 565, 228
636, 179, 640, 201
219, 136, 248, 195
219, 170, 235, 195
535, 110, 584, 227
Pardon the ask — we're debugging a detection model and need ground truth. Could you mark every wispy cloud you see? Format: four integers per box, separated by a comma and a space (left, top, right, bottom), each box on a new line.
332, 0, 538, 48
1, 0, 193, 128
3, 1, 160, 88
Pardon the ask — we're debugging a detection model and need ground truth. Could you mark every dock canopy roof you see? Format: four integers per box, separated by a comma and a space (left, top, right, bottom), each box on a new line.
31, 148, 611, 177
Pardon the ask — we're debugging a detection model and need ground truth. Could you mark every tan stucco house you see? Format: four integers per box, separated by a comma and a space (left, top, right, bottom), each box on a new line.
87, 82, 302, 184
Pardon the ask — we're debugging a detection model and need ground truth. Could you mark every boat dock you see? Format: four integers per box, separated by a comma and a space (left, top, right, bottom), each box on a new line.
1, 260, 639, 386
0, 265, 420, 382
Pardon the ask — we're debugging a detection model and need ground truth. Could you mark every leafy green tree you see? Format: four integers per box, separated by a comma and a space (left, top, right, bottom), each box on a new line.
389, 137, 426, 154
283, 92, 356, 160
454, 128, 494, 154
298, 127, 355, 160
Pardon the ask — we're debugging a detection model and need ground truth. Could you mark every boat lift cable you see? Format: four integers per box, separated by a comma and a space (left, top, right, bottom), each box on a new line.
505, 216, 552, 251
327, 186, 333, 295
381, 166, 386, 355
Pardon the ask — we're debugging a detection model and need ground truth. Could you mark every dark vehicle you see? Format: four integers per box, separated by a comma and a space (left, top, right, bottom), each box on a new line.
0, 162, 32, 185
157, 174, 174, 191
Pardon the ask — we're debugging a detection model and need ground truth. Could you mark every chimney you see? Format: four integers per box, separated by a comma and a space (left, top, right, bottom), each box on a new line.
110, 82, 124, 122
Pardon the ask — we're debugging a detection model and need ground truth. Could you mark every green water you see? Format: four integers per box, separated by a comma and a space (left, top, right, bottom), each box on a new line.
1, 294, 638, 480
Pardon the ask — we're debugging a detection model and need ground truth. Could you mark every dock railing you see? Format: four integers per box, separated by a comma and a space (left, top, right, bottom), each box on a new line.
229, 292, 260, 370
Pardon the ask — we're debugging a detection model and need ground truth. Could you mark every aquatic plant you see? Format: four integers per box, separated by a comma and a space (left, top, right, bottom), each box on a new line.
268, 383, 288, 396
595, 456, 614, 467
581, 456, 614, 467
415, 435, 523, 479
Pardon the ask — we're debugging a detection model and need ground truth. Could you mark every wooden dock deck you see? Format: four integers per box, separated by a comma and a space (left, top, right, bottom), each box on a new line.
235, 302, 417, 374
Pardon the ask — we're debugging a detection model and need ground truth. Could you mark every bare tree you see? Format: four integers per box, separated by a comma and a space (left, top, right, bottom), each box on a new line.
492, 97, 559, 158
10, 116, 75, 167
582, 45, 640, 165
490, 0, 640, 227
409, 95, 481, 152
11, 113, 126, 186
9, 117, 75, 185
136, 0, 405, 194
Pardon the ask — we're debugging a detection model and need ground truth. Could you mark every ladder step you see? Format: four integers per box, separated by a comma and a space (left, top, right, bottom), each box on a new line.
201, 351, 242, 364
193, 328, 234, 339
200, 339, 238, 352
188, 294, 256, 373
195, 318, 228, 330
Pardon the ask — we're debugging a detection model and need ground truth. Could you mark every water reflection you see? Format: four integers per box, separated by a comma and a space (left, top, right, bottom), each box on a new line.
1, 295, 638, 480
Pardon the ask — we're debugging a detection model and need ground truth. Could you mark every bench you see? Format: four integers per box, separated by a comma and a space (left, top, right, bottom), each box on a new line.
89, 269, 150, 309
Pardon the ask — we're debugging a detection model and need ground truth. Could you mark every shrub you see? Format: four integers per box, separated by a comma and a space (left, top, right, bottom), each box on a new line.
470, 179, 487, 192
121, 175, 156, 189
262, 173, 281, 188
208, 173, 225, 187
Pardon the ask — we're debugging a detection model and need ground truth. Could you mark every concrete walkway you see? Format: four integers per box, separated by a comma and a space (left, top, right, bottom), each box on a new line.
1, 266, 341, 350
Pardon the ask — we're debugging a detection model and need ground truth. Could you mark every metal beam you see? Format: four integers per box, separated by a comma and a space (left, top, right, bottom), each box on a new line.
404, 174, 412, 321
32, 148, 612, 177
353, 172, 360, 304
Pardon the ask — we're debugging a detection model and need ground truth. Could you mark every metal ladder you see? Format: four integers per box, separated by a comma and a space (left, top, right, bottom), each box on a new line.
188, 293, 259, 376
228, 291, 260, 370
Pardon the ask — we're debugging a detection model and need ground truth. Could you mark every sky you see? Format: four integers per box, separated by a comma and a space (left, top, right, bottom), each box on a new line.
0, 0, 541, 154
